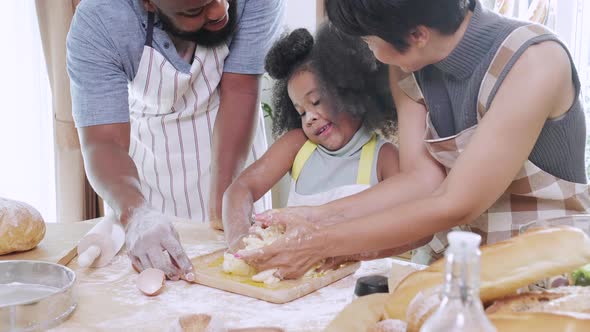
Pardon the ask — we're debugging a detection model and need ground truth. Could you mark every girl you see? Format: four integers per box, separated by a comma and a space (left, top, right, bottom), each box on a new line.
222, 24, 399, 253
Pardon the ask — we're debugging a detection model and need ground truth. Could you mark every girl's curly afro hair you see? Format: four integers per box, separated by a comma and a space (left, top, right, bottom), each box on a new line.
264, 23, 396, 140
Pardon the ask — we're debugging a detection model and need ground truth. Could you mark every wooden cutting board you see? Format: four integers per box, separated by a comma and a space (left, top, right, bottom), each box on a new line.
0, 220, 97, 265
191, 249, 360, 304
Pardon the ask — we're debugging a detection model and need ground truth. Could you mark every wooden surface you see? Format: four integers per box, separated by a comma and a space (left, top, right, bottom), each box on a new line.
0, 220, 97, 264
192, 249, 361, 304
0, 220, 418, 331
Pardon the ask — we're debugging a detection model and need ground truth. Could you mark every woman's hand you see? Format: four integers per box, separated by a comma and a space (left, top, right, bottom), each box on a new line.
237, 219, 328, 279
316, 256, 357, 272
254, 206, 318, 227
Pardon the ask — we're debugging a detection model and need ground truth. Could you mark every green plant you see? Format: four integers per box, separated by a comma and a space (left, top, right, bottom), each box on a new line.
262, 102, 274, 121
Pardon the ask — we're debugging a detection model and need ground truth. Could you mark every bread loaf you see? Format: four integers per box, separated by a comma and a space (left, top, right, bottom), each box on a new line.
485, 286, 590, 331
490, 311, 590, 331
0, 197, 46, 255
385, 227, 590, 321
486, 286, 590, 315
369, 319, 407, 332
325, 293, 390, 332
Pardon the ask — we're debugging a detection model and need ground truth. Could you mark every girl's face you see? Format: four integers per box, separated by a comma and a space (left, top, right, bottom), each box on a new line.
288, 70, 362, 151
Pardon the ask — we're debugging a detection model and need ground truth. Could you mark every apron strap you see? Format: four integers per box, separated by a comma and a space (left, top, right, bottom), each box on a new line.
291, 140, 318, 182
291, 134, 378, 185
356, 134, 377, 185
476, 24, 553, 118
397, 73, 426, 105
145, 11, 155, 47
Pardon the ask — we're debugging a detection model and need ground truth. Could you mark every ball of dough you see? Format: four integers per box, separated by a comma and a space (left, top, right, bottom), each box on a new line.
223, 252, 256, 276
0, 197, 46, 255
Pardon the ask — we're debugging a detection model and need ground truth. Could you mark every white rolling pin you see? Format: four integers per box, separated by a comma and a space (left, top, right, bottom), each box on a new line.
77, 213, 125, 268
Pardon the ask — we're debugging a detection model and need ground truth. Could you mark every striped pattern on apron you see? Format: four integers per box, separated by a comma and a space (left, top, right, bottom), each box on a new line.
400, 24, 590, 264
127, 12, 270, 223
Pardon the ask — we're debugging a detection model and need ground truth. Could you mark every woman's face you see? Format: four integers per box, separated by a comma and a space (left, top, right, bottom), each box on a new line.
361, 35, 430, 73
287, 71, 362, 151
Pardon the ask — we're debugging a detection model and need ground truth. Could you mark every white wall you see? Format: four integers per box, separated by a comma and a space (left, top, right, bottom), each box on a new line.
261, 0, 318, 115
285, 0, 317, 35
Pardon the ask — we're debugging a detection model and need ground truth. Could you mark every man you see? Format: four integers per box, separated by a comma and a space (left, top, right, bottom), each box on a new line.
67, 0, 285, 280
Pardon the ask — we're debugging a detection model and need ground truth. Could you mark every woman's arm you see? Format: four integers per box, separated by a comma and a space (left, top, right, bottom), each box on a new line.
222, 129, 307, 251
322, 41, 575, 257
377, 142, 400, 181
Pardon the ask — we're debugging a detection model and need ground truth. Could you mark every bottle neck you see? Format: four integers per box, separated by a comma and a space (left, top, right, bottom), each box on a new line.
442, 249, 480, 302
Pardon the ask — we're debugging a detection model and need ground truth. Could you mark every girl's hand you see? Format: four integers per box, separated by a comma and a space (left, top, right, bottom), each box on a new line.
237, 220, 328, 280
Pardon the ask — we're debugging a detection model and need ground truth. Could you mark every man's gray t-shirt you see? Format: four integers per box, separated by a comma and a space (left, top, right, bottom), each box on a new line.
67, 0, 285, 128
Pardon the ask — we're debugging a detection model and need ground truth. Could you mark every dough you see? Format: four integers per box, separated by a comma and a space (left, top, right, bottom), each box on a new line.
222, 252, 256, 277
0, 197, 46, 255
222, 224, 322, 284
222, 224, 284, 284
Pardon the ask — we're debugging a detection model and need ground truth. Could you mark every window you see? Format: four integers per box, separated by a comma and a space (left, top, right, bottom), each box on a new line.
0, 2, 56, 221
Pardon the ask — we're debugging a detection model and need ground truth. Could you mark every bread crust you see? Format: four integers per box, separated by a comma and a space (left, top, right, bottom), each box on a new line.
385, 227, 590, 321
490, 311, 590, 332
486, 286, 590, 315
0, 197, 46, 255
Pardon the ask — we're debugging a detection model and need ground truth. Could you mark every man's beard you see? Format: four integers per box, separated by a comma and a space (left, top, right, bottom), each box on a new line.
156, 0, 237, 47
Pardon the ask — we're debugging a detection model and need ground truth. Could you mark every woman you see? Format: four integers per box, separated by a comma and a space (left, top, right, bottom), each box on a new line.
238, 0, 588, 278
222, 26, 399, 253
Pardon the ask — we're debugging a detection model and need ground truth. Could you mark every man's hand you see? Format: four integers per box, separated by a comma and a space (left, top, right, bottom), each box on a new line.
125, 207, 195, 281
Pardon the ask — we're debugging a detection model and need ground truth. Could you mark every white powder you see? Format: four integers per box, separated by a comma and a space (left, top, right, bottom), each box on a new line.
60, 244, 416, 331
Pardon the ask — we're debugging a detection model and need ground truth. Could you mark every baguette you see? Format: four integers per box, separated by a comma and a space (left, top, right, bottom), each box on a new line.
490, 311, 590, 332
385, 227, 590, 321
486, 286, 590, 315
325, 293, 390, 332
487, 286, 590, 331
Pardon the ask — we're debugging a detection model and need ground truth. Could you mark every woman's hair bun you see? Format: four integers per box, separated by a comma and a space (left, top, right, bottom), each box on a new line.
265, 28, 314, 80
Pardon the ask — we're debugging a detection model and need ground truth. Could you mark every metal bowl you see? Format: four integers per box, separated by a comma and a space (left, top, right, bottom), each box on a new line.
0, 260, 76, 332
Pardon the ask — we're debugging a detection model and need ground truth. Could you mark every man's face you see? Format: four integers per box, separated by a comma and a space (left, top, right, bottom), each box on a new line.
146, 0, 237, 46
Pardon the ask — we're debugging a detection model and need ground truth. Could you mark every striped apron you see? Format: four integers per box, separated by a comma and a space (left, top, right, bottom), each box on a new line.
400, 24, 590, 264
287, 134, 377, 207
127, 12, 270, 223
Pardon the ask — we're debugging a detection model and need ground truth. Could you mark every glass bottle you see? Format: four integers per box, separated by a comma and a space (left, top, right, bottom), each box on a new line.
419, 231, 496, 332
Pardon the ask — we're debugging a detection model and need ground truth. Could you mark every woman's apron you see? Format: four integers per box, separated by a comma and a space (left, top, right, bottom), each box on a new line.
287, 134, 378, 207
399, 24, 590, 264
127, 12, 270, 223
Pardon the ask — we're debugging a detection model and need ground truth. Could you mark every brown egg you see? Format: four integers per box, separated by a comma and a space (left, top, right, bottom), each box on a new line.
136, 268, 166, 296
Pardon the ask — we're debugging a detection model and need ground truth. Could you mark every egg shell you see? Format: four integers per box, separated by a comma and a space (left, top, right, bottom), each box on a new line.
137, 268, 166, 296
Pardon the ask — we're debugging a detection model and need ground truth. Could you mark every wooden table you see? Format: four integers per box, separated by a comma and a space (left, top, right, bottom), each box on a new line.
1, 219, 417, 331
